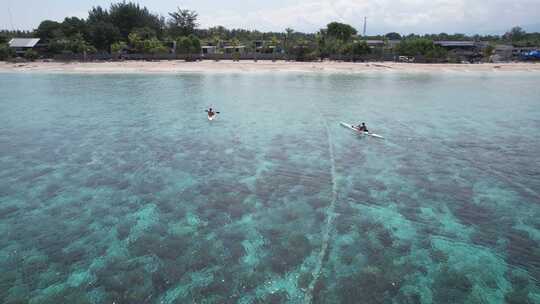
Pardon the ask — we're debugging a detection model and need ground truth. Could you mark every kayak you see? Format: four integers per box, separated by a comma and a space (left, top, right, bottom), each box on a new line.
205, 109, 219, 121
340, 122, 384, 139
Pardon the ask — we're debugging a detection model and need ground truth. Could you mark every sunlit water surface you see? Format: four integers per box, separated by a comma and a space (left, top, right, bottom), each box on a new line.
1, 72, 539, 303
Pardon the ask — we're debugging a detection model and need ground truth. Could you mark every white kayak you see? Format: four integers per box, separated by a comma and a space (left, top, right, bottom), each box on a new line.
340, 122, 384, 139
208, 114, 217, 121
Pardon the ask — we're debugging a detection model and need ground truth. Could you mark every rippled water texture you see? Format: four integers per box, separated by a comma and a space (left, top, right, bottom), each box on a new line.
1, 72, 539, 303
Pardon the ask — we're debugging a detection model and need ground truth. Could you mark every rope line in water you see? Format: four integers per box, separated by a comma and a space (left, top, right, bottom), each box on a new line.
304, 107, 339, 304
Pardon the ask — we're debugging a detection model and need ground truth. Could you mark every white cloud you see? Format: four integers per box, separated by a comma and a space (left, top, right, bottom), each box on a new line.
2, 0, 539, 34
199, 0, 540, 34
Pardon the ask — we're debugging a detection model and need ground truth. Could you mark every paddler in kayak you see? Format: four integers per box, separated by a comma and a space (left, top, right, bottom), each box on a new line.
205, 107, 219, 118
355, 122, 369, 132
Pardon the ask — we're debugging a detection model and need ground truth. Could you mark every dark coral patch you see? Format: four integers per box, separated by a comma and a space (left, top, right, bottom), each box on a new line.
432, 266, 473, 304
238, 271, 268, 293
255, 291, 289, 304
220, 230, 247, 262
337, 269, 401, 304
307, 197, 328, 209
505, 229, 540, 278
268, 233, 312, 275
298, 272, 313, 290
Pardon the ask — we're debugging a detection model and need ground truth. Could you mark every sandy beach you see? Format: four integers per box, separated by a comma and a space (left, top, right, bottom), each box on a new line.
1, 60, 539, 74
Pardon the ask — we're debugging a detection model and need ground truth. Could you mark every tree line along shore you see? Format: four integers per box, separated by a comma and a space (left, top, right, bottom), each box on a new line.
1, 2, 539, 63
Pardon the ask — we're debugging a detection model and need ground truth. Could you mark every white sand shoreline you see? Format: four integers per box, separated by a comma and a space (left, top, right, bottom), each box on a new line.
1, 60, 539, 74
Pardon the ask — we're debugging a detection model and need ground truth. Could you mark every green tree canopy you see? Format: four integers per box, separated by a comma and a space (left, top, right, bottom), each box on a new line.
205, 26, 229, 41
501, 27, 540, 46
0, 44, 16, 60
176, 36, 192, 54
24, 49, 39, 61
131, 27, 157, 40
230, 38, 241, 47
504, 26, 526, 41
128, 32, 144, 52
88, 6, 110, 24
62, 17, 87, 38
190, 35, 201, 53
351, 41, 371, 55
290, 39, 318, 61
385, 32, 401, 40
110, 41, 128, 53
269, 36, 280, 47
142, 38, 167, 54
395, 38, 447, 61
317, 22, 358, 57
36, 20, 63, 41
325, 22, 357, 41
88, 21, 121, 51
108, 2, 163, 38
176, 35, 201, 54
128, 30, 167, 54
49, 33, 96, 54
168, 7, 198, 38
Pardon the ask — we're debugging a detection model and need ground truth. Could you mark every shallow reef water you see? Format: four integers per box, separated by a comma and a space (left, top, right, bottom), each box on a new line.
0, 72, 540, 303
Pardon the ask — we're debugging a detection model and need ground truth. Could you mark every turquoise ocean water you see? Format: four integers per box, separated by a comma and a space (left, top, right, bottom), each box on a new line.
0, 71, 539, 303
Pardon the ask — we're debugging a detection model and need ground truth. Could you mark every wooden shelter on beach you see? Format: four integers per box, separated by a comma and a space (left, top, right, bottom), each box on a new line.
8, 38, 41, 55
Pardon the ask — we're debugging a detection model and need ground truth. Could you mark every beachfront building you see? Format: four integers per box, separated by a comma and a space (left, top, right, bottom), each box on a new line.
387, 40, 401, 49
201, 46, 217, 55
434, 41, 484, 62
8, 38, 41, 55
223, 46, 246, 54
366, 40, 385, 48
491, 44, 513, 62
253, 40, 283, 54
254, 40, 265, 52
254, 40, 269, 53
434, 40, 477, 49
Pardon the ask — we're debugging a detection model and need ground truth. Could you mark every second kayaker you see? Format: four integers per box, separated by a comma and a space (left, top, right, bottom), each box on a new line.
356, 122, 368, 132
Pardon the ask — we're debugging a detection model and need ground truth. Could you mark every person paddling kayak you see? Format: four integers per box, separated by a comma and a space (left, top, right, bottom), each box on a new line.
205, 107, 220, 120
340, 122, 384, 139
355, 122, 368, 132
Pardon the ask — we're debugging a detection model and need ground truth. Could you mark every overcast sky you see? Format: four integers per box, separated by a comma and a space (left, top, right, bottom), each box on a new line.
2, 0, 540, 34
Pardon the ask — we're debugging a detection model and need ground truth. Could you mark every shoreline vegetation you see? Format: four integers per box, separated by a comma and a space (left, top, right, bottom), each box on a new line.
1, 2, 539, 64
1, 60, 539, 74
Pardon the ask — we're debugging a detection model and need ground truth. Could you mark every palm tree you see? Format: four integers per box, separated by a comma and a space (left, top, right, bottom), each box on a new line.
285, 28, 294, 58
